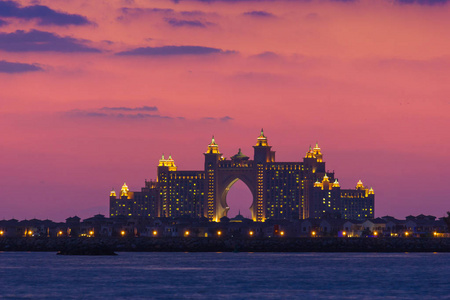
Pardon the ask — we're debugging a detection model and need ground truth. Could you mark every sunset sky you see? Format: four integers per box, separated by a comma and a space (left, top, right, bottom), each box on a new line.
0, 0, 449, 221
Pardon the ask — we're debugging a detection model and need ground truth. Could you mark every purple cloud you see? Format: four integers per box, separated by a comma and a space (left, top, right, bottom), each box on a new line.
0, 0, 91, 26
117, 45, 230, 56
0, 30, 100, 53
243, 11, 274, 17
0, 60, 42, 73
165, 18, 210, 27
100, 106, 158, 112
0, 19, 8, 26
395, 0, 449, 4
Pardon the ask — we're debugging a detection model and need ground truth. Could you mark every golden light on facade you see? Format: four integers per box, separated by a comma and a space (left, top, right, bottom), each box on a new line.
311, 231, 316, 237
121, 231, 126, 236
158, 155, 177, 171
374, 231, 378, 236
153, 230, 158, 236
28, 231, 33, 236
58, 231, 63, 236
405, 232, 409, 237
206, 136, 221, 154
0, 230, 3, 236
280, 231, 285, 236
342, 231, 347, 236
249, 231, 254, 236
185, 231, 190, 237
433, 232, 437, 236
89, 231, 94, 236
217, 231, 222, 236
120, 183, 129, 197
255, 129, 269, 147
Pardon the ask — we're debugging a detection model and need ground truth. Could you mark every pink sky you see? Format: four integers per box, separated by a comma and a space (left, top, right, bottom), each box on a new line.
0, 0, 449, 221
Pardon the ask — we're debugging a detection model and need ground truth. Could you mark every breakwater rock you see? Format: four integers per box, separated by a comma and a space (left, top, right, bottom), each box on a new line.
0, 237, 449, 253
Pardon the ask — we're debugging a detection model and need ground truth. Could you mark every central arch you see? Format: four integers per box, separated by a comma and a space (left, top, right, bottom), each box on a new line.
217, 171, 257, 221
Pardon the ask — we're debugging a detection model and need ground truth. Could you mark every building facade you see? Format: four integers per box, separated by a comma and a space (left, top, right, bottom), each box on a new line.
110, 130, 375, 221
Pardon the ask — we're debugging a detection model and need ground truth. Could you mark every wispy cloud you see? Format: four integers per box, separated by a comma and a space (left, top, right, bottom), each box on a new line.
243, 11, 275, 17
395, 0, 449, 4
116, 45, 232, 56
0, 60, 42, 73
202, 116, 234, 122
0, 0, 91, 26
165, 18, 212, 27
0, 30, 100, 52
0, 19, 8, 26
100, 106, 158, 112
64, 107, 233, 123
65, 109, 173, 120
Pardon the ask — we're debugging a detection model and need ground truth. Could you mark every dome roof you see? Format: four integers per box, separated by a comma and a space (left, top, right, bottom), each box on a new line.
231, 148, 249, 160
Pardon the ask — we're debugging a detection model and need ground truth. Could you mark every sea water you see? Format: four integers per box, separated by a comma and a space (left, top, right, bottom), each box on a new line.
0, 252, 449, 299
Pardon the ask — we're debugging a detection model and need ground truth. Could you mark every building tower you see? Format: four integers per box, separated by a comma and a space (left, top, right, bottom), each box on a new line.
204, 136, 222, 221
252, 129, 275, 222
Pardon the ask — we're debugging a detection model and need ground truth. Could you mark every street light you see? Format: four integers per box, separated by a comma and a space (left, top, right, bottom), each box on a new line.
217, 231, 222, 236
280, 231, 285, 236
185, 231, 190, 237
311, 231, 316, 237
153, 230, 158, 236
249, 231, 254, 236
121, 230, 126, 236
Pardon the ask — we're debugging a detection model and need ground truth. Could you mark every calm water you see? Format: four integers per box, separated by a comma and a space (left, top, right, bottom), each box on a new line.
0, 252, 449, 299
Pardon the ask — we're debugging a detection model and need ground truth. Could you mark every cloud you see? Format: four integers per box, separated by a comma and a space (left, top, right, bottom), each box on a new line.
0, 60, 43, 73
117, 45, 231, 56
251, 51, 280, 59
220, 116, 234, 122
0, 30, 101, 52
395, 0, 449, 4
202, 116, 234, 122
100, 106, 158, 112
65, 109, 172, 120
173, 0, 354, 2
64, 108, 233, 123
0, 0, 91, 26
243, 11, 275, 17
165, 18, 211, 27
120, 7, 174, 16
0, 19, 8, 26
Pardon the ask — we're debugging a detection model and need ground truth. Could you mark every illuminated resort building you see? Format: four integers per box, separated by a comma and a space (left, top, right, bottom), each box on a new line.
110, 130, 374, 221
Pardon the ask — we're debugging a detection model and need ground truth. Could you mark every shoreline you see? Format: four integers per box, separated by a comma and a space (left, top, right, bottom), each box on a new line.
1, 237, 450, 253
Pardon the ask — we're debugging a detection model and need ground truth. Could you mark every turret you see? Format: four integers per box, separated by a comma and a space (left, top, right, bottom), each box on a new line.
204, 136, 222, 169
206, 136, 221, 154
356, 179, 364, 190
255, 129, 269, 147
305, 146, 315, 159
253, 129, 275, 163
322, 173, 330, 190
332, 179, 340, 188
158, 154, 177, 171
110, 188, 116, 198
313, 143, 323, 162
120, 183, 129, 197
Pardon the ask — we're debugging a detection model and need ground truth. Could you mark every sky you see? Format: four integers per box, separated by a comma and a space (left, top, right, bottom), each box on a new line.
0, 0, 449, 221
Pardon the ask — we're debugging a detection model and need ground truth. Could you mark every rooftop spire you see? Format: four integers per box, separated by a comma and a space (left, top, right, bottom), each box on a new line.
206, 135, 220, 154
255, 129, 269, 146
